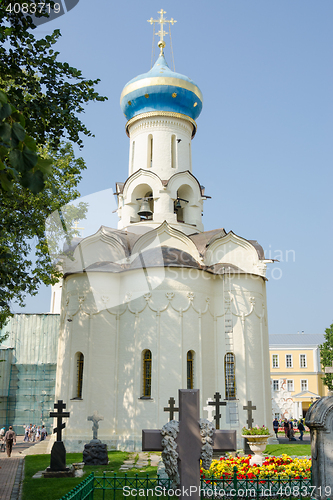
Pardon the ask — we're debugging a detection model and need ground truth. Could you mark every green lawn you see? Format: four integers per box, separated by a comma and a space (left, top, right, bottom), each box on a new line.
23, 451, 158, 500
266, 444, 311, 456
23, 447, 311, 500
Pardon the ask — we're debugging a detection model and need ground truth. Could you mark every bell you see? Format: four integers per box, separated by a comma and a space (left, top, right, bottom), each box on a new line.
138, 200, 153, 218
175, 200, 182, 210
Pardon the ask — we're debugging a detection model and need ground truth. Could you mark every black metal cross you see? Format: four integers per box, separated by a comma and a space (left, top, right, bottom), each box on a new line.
208, 392, 226, 429
164, 397, 179, 421
142, 390, 236, 500
243, 400, 256, 429
50, 400, 70, 441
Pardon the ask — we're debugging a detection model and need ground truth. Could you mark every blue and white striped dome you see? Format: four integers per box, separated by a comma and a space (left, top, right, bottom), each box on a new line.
120, 54, 203, 121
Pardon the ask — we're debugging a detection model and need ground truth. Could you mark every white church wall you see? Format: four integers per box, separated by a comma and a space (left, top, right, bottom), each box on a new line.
128, 116, 193, 178
56, 265, 272, 451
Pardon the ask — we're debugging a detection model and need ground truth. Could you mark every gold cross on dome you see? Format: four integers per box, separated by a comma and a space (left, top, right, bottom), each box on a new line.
147, 9, 177, 54
71, 219, 84, 237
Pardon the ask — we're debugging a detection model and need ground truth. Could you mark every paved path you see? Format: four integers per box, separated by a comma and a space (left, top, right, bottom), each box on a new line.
275, 435, 310, 445
0, 436, 50, 500
0, 457, 23, 500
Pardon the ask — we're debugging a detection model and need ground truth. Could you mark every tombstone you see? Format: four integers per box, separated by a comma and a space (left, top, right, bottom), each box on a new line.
164, 397, 179, 421
203, 398, 214, 422
243, 400, 256, 454
305, 396, 333, 500
83, 411, 108, 465
207, 392, 226, 430
142, 389, 237, 499
44, 400, 72, 477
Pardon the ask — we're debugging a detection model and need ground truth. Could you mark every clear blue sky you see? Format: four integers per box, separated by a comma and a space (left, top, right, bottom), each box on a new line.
15, 0, 333, 335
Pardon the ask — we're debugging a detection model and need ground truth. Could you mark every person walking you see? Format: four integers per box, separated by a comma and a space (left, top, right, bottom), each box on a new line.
288, 419, 296, 441
31, 424, 36, 442
298, 419, 305, 441
36, 426, 41, 441
40, 425, 47, 441
283, 418, 289, 437
24, 425, 29, 442
273, 418, 279, 438
4, 426, 16, 457
0, 426, 5, 452
28, 424, 33, 442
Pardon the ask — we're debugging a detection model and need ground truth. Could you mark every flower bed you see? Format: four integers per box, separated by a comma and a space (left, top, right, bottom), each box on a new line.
201, 454, 311, 480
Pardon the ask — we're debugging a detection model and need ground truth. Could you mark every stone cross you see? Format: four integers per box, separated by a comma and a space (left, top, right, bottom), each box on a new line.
164, 397, 179, 421
50, 400, 70, 441
142, 389, 236, 499
243, 401, 256, 429
208, 392, 226, 429
87, 410, 104, 440
203, 398, 214, 422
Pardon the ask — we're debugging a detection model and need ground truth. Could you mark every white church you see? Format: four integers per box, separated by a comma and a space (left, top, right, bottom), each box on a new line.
52, 11, 274, 451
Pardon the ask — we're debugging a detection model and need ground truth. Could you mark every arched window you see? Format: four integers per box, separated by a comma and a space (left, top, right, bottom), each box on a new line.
76, 352, 84, 399
142, 350, 152, 398
147, 134, 153, 168
187, 350, 194, 389
171, 134, 176, 168
131, 140, 135, 174
224, 353, 236, 400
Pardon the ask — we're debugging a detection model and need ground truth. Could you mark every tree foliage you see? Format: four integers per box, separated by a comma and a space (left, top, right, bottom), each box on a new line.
0, 2, 107, 327
0, 2, 107, 193
0, 142, 87, 329
319, 323, 333, 391
0, 89, 53, 193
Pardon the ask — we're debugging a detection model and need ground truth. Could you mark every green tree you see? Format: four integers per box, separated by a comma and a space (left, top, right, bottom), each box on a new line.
0, 3, 106, 193
0, 2, 107, 327
319, 323, 333, 391
0, 89, 53, 193
0, 142, 87, 329
1, 2, 106, 149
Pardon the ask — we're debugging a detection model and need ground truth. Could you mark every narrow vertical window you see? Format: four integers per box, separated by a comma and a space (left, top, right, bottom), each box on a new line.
187, 351, 194, 389
286, 354, 293, 368
189, 143, 192, 169
76, 352, 84, 399
287, 379, 294, 392
224, 352, 236, 400
147, 134, 153, 168
300, 354, 307, 368
301, 379, 308, 391
171, 135, 176, 168
143, 350, 152, 397
131, 141, 135, 174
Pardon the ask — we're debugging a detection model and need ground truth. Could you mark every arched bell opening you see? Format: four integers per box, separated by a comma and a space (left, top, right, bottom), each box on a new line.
174, 184, 194, 224
131, 183, 154, 222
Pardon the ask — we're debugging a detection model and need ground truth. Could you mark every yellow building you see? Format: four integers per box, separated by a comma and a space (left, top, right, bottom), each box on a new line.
269, 334, 328, 419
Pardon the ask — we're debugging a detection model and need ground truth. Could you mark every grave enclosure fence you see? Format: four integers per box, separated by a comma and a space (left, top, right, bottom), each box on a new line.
59, 469, 313, 500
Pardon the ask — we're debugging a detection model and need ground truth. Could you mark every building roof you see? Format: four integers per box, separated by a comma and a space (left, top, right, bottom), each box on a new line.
120, 54, 203, 121
269, 334, 325, 347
